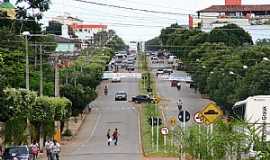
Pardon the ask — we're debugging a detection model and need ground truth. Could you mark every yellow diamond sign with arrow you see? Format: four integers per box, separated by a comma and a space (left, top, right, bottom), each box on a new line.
200, 103, 223, 125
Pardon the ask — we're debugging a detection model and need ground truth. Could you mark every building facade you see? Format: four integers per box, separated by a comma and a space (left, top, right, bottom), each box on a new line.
71, 23, 107, 40
189, 0, 270, 41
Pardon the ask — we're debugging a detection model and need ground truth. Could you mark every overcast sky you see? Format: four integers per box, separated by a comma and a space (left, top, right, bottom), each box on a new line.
10, 0, 270, 42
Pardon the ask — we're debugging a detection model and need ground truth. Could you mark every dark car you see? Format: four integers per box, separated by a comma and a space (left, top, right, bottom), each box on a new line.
163, 69, 173, 74
126, 65, 135, 71
115, 91, 127, 101
132, 95, 153, 103
3, 146, 31, 160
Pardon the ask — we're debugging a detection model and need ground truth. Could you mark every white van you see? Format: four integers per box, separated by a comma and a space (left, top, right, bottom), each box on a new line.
233, 95, 270, 141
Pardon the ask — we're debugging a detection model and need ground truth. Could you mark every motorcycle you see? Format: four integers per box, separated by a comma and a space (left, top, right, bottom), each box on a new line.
104, 88, 108, 95
177, 84, 181, 91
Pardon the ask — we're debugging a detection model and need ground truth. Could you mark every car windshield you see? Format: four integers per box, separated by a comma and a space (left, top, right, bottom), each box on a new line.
5, 147, 28, 155
117, 92, 126, 95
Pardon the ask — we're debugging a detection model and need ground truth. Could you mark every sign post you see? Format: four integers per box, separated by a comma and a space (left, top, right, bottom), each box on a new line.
151, 116, 154, 149
161, 127, 169, 153
169, 117, 176, 147
156, 117, 159, 152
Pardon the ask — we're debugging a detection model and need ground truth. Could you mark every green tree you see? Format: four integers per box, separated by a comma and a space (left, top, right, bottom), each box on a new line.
145, 37, 161, 51
3, 88, 37, 144
237, 61, 270, 99
208, 24, 253, 46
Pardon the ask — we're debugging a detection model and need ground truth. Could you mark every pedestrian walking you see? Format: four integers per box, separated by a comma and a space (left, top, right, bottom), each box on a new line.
106, 129, 112, 146
30, 140, 39, 160
45, 139, 53, 160
51, 140, 60, 160
112, 128, 119, 146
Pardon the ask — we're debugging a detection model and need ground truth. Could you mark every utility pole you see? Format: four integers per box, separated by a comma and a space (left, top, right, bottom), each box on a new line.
34, 44, 38, 70
39, 46, 44, 151
55, 54, 60, 97
25, 34, 30, 90
39, 45, 43, 96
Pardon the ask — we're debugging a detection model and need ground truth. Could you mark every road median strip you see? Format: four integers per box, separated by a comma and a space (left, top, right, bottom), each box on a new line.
138, 53, 178, 158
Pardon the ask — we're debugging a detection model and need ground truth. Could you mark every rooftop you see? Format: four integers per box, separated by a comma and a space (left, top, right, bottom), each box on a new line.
54, 35, 80, 43
0, 2, 15, 9
71, 24, 107, 30
199, 4, 270, 13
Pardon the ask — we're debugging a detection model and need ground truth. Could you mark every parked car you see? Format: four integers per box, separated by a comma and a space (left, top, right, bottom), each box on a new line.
115, 91, 127, 101
111, 77, 121, 83
132, 95, 153, 103
163, 68, 173, 74
127, 60, 135, 65
126, 65, 135, 71
3, 146, 31, 160
156, 69, 164, 75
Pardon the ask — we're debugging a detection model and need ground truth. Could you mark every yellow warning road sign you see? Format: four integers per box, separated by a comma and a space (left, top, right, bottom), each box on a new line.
169, 117, 177, 127
200, 103, 223, 125
153, 96, 161, 104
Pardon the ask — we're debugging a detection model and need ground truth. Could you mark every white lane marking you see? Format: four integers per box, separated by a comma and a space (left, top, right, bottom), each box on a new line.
87, 110, 102, 143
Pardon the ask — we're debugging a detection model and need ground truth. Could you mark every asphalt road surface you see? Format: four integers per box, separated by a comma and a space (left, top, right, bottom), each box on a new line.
150, 59, 212, 126
61, 77, 142, 160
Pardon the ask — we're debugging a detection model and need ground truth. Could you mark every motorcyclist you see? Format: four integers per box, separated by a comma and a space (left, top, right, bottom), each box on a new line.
104, 85, 108, 95
177, 82, 181, 90
177, 99, 183, 111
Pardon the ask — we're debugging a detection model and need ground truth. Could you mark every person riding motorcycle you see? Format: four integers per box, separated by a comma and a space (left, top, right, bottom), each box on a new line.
177, 99, 183, 111
177, 82, 181, 90
104, 85, 108, 95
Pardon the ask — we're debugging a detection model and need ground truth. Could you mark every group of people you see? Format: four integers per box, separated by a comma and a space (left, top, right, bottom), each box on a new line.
106, 128, 119, 146
45, 139, 61, 160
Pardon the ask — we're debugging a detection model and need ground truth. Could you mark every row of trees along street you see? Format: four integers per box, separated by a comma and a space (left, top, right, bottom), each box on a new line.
145, 23, 270, 159
0, 0, 127, 146
146, 23, 270, 113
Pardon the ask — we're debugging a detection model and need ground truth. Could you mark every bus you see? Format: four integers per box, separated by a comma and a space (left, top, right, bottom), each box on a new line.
232, 95, 270, 141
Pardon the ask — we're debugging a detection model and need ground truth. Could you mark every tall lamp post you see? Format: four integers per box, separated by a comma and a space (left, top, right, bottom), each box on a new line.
22, 31, 31, 90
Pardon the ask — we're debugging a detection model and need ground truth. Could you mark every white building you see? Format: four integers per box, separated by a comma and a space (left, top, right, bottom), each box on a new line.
71, 23, 107, 41
189, 0, 270, 41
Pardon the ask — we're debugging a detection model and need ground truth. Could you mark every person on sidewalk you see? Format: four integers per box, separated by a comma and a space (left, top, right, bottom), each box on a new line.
51, 140, 60, 160
45, 139, 53, 160
30, 140, 39, 160
106, 129, 112, 146
112, 128, 119, 146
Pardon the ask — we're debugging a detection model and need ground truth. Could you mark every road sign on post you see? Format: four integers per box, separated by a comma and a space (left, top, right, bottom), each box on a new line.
193, 112, 203, 124
178, 110, 191, 122
161, 127, 169, 135
200, 103, 223, 125
169, 117, 177, 127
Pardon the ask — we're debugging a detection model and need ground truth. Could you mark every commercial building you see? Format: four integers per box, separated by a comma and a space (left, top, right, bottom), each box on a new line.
189, 0, 270, 41
70, 23, 107, 40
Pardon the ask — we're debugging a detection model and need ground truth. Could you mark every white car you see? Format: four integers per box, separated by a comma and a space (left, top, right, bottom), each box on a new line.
111, 77, 121, 82
156, 69, 164, 74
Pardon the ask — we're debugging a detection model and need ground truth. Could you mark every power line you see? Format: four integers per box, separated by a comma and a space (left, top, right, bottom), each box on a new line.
72, 0, 191, 16
106, 0, 196, 12
49, 2, 180, 21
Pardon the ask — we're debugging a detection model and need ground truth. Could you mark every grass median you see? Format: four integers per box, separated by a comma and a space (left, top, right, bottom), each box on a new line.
138, 53, 178, 157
